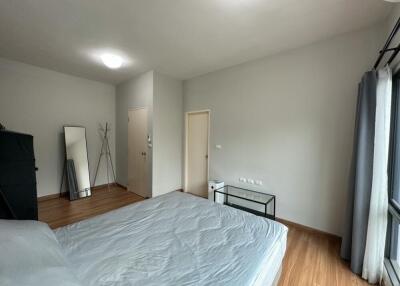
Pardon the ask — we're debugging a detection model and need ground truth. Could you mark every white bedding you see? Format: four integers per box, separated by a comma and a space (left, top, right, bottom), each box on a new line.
0, 220, 82, 286
55, 191, 287, 286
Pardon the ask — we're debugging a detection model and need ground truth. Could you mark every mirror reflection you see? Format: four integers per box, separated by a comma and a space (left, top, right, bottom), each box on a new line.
64, 126, 91, 200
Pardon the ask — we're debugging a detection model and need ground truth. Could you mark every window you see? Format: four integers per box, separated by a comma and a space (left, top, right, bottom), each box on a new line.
387, 203, 400, 280
386, 73, 400, 284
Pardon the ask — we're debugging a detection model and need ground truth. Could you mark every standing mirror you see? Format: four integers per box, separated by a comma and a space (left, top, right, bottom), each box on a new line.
64, 126, 91, 200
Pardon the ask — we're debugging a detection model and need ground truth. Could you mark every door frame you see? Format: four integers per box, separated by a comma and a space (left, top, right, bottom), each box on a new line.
184, 109, 211, 193
127, 107, 149, 197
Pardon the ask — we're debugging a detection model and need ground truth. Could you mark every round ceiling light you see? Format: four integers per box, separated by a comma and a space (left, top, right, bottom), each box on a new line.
100, 53, 123, 69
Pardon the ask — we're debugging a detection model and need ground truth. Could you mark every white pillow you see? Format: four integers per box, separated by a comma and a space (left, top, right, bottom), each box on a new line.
0, 220, 82, 286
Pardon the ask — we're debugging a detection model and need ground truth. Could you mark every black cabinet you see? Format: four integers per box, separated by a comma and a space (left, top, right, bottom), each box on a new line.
0, 130, 38, 220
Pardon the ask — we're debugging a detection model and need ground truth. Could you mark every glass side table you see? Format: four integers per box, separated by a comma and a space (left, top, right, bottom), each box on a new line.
214, 185, 276, 220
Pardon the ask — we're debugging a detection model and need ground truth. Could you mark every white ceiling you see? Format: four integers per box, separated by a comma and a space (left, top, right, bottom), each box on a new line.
0, 0, 393, 84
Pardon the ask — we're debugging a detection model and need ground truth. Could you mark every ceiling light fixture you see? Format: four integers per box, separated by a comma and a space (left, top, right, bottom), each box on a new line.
101, 53, 123, 69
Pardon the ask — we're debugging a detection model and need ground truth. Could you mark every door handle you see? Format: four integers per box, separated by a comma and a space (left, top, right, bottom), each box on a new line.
205, 155, 208, 159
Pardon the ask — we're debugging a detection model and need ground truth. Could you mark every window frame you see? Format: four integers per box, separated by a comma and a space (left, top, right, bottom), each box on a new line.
386, 72, 400, 285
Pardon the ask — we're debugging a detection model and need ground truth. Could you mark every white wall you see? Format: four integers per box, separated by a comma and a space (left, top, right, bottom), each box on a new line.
0, 58, 116, 197
153, 72, 183, 196
115, 70, 183, 197
183, 25, 384, 235
115, 71, 154, 193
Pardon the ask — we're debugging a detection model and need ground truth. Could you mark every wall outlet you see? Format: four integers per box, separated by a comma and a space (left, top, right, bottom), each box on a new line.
247, 179, 254, 184
255, 180, 263, 186
239, 177, 247, 183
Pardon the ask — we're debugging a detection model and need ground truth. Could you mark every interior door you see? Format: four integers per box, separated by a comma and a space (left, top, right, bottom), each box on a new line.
128, 108, 149, 198
186, 111, 209, 197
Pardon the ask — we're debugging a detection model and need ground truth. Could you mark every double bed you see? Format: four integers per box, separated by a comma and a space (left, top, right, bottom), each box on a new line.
1, 191, 287, 286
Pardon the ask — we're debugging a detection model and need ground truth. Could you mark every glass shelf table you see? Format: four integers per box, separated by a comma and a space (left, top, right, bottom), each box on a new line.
214, 185, 276, 220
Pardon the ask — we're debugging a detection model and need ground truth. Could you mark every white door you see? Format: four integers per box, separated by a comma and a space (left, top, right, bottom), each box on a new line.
186, 111, 209, 197
128, 108, 149, 197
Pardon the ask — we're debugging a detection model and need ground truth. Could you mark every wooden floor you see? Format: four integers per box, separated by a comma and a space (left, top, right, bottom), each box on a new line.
38, 185, 143, 229
278, 223, 370, 286
38, 186, 370, 286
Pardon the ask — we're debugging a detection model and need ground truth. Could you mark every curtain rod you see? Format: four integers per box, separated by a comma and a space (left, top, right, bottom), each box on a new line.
374, 16, 400, 69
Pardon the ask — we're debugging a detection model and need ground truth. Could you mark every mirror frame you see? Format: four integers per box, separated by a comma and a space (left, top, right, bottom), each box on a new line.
63, 125, 91, 200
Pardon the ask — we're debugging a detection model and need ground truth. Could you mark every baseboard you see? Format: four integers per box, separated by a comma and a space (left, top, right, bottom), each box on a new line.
115, 183, 127, 190
38, 183, 122, 201
277, 217, 341, 240
37, 192, 67, 202
91, 182, 118, 190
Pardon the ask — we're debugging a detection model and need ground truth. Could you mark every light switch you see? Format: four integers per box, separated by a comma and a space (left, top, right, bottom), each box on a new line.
216, 145, 222, 149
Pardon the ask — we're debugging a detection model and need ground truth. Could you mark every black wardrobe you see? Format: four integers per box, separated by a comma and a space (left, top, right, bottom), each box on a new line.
0, 130, 38, 220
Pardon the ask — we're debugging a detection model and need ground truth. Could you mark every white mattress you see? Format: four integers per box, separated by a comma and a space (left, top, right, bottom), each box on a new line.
54, 191, 287, 286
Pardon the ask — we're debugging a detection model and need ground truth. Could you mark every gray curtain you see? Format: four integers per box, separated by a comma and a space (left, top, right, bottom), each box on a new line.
341, 71, 377, 274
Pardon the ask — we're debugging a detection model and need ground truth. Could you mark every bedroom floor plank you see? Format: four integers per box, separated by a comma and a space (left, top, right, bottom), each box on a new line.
278, 225, 371, 286
38, 185, 143, 229
38, 186, 371, 285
